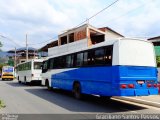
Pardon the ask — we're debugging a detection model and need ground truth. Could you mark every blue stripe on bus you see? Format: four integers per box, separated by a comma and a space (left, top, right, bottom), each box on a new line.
51, 66, 158, 96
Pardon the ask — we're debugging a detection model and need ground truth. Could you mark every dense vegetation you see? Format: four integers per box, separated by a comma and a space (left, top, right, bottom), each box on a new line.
0, 100, 6, 109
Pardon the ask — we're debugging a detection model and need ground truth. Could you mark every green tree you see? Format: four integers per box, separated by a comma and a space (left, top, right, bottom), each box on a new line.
156, 56, 160, 67
8, 58, 14, 66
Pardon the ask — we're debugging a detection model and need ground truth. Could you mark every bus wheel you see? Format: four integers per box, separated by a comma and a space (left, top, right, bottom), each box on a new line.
73, 82, 82, 99
24, 76, 27, 84
18, 76, 21, 83
46, 80, 52, 90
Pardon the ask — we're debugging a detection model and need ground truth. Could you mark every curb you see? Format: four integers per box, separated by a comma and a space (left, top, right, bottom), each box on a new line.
112, 96, 160, 108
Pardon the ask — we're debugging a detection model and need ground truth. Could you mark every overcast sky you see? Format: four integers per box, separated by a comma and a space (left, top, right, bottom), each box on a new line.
0, 0, 160, 51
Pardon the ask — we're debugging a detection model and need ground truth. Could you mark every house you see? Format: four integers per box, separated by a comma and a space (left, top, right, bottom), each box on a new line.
39, 24, 123, 57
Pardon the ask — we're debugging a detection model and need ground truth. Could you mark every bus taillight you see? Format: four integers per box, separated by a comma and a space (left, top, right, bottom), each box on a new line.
153, 84, 157, 88
121, 84, 127, 89
128, 84, 134, 88
147, 84, 152, 88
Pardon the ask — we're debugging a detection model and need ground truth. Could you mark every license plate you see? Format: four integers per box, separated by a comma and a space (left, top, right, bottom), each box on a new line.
137, 81, 144, 84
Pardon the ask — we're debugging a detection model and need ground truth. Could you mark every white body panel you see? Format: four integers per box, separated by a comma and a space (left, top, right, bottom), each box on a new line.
41, 70, 52, 86
16, 59, 43, 83
113, 39, 156, 67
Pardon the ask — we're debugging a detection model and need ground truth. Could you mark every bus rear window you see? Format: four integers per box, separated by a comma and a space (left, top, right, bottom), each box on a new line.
34, 62, 42, 69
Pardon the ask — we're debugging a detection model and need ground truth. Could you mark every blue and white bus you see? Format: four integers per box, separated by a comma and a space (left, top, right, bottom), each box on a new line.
41, 38, 158, 99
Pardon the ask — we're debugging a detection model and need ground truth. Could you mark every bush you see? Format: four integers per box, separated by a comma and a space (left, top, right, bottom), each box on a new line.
0, 100, 6, 108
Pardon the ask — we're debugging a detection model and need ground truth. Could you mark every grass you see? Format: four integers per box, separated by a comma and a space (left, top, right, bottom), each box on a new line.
0, 100, 6, 109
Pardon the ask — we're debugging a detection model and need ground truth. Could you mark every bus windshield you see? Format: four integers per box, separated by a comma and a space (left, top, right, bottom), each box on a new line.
117, 40, 156, 67
34, 62, 42, 69
3, 67, 13, 72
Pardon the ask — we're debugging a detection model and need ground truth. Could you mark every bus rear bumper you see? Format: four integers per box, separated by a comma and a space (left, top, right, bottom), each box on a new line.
115, 89, 158, 96
1, 76, 14, 80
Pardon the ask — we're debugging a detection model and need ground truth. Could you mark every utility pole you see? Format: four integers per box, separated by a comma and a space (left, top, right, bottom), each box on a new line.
26, 34, 28, 61
34, 49, 35, 59
14, 47, 17, 77
14, 47, 16, 67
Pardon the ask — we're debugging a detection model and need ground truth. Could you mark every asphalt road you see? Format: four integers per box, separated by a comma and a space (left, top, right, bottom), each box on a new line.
0, 79, 160, 119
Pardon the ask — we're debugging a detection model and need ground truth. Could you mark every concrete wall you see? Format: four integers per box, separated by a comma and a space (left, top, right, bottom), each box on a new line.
105, 30, 123, 40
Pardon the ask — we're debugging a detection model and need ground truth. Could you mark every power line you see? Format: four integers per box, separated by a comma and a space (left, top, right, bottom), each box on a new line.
27, 0, 119, 46
98, 2, 148, 27
28, 35, 58, 46
0, 34, 23, 47
75, 0, 120, 28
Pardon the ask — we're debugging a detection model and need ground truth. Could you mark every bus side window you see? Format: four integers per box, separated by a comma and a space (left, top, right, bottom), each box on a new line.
76, 52, 84, 67
42, 61, 48, 73
50, 58, 54, 69
104, 45, 113, 65
47, 59, 50, 69
66, 55, 73, 68
53, 57, 58, 69
73, 53, 77, 67
62, 56, 66, 68
28, 62, 31, 70
83, 52, 88, 66
87, 50, 94, 66
94, 48, 105, 65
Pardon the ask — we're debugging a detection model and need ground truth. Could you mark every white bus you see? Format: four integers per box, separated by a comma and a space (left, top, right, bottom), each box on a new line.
1, 66, 14, 80
16, 59, 43, 84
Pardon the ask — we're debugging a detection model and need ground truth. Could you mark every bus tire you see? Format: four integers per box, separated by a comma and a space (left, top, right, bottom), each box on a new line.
46, 79, 52, 90
24, 76, 27, 84
73, 82, 82, 99
18, 76, 21, 83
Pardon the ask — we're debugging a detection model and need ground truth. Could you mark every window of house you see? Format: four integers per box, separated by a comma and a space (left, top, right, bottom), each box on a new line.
60, 36, 67, 45
69, 33, 74, 43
